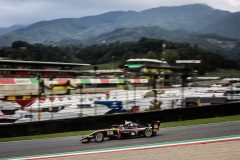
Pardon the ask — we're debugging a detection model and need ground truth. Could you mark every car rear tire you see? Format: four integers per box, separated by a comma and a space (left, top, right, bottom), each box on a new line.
118, 130, 122, 140
95, 132, 104, 142
144, 128, 153, 137
152, 131, 158, 136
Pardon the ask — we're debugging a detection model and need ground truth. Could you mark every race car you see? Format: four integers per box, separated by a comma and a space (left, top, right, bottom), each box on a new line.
81, 121, 160, 143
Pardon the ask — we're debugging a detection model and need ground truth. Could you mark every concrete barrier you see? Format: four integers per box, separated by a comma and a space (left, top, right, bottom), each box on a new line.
0, 102, 240, 137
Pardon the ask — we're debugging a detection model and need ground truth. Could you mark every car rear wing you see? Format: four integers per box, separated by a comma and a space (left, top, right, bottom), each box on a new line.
151, 121, 160, 131
112, 124, 121, 128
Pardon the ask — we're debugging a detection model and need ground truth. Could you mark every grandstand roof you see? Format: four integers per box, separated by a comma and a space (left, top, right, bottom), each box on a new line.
0, 59, 90, 66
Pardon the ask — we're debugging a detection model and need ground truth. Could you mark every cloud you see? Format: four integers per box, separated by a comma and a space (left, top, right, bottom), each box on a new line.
0, 0, 239, 27
228, 0, 240, 7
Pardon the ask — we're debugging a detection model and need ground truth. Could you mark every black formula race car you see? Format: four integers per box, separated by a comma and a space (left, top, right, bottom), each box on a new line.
81, 121, 160, 143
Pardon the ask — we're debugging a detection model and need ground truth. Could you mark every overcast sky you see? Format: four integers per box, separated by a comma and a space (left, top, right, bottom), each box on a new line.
0, 0, 240, 28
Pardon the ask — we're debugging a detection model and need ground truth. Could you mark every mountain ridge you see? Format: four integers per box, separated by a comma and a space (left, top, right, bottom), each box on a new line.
0, 25, 27, 36
0, 3, 239, 49
66, 26, 239, 59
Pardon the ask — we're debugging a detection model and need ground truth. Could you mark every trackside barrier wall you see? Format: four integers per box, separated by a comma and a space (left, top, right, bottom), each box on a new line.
0, 102, 240, 137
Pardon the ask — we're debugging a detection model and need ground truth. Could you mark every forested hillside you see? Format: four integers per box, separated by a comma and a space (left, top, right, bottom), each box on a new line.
0, 38, 239, 74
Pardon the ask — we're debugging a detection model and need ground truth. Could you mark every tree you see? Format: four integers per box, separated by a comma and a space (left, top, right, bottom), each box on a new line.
163, 50, 180, 65
12, 41, 30, 49
146, 51, 157, 59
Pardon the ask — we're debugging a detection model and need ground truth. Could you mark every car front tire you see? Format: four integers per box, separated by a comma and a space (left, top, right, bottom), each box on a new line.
95, 132, 104, 142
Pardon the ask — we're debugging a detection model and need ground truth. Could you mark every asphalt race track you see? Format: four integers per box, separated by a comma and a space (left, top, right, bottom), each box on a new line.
0, 121, 240, 159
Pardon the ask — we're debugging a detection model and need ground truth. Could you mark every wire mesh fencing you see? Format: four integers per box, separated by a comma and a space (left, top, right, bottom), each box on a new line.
1, 77, 239, 124
0, 87, 184, 124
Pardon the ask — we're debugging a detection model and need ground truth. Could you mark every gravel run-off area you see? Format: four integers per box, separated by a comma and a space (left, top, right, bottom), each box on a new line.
47, 140, 240, 160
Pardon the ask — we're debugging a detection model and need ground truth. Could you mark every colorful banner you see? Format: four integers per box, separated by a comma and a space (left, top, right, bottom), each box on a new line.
0, 78, 149, 86
74, 79, 148, 84
47, 78, 69, 85
0, 78, 38, 85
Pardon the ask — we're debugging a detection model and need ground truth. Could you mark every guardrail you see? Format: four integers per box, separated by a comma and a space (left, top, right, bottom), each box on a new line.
0, 102, 240, 137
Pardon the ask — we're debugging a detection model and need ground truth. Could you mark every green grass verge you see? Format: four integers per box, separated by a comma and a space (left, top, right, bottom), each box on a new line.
207, 69, 240, 78
0, 115, 240, 142
160, 115, 240, 128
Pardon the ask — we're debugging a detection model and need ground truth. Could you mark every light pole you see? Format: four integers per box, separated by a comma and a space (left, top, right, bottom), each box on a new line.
93, 66, 98, 115
161, 72, 164, 89
230, 78, 233, 101
152, 74, 158, 98
181, 72, 187, 107
176, 60, 201, 108
36, 73, 43, 121
162, 43, 167, 59
111, 56, 115, 70
79, 85, 83, 117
